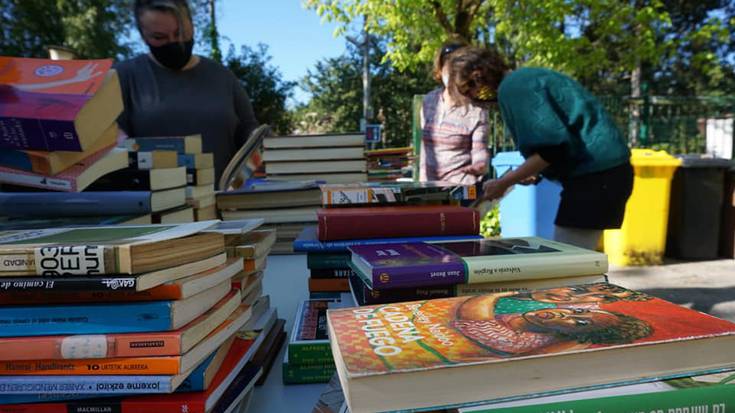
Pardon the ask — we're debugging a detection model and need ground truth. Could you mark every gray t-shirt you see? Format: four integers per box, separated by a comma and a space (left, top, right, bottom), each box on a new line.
115, 54, 258, 181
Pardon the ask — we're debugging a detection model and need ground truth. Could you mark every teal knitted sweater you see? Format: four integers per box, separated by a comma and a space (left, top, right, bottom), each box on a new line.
497, 67, 630, 180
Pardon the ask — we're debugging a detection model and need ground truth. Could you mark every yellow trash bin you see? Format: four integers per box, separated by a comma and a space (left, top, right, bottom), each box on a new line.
604, 149, 682, 266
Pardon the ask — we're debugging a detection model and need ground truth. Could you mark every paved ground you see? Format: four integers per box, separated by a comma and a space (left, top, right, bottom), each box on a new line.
608, 258, 735, 322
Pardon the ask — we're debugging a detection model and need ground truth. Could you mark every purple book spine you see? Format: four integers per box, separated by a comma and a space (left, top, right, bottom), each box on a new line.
352, 243, 467, 290
0, 117, 81, 151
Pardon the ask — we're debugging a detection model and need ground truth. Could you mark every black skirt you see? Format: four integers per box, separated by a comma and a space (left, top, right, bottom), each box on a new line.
555, 162, 634, 229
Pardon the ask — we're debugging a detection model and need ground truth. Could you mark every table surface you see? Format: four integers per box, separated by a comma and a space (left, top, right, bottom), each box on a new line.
249, 253, 328, 413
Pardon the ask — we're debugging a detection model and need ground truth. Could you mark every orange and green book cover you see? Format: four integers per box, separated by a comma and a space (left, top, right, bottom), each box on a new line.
328, 283, 735, 413
0, 56, 122, 151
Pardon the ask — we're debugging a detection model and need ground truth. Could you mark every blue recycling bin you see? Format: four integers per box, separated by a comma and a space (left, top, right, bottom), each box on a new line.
492, 151, 562, 239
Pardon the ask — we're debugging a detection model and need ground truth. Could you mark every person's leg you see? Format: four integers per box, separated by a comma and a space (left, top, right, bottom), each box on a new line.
553, 225, 603, 250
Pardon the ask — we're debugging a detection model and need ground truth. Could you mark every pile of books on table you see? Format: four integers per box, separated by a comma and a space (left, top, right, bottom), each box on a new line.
217, 180, 322, 254
0, 57, 126, 193
365, 146, 412, 182
0, 220, 284, 412
264, 133, 367, 184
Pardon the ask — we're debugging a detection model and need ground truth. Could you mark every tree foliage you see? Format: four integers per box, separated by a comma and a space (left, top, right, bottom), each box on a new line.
0, 0, 134, 59
295, 42, 435, 147
305, 0, 734, 95
225, 44, 296, 135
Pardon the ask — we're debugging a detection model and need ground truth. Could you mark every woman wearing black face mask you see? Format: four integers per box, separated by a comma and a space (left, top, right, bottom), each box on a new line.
115, 0, 258, 182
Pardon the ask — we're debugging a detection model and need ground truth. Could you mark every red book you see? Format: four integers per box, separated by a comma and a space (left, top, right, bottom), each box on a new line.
317, 205, 480, 241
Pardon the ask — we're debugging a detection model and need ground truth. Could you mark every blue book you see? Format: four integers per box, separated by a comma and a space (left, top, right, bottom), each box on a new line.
0, 150, 33, 172
0, 375, 179, 395
126, 135, 201, 154
0, 191, 151, 217
292, 225, 484, 252
178, 153, 213, 169
0, 282, 228, 337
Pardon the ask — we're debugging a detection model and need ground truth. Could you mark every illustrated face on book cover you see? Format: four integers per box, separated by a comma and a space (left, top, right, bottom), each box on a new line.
329, 283, 735, 375
438, 238, 559, 257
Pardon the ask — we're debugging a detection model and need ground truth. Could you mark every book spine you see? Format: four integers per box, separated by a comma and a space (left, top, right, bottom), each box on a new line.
469, 383, 735, 413
0, 332, 182, 361
308, 277, 349, 292
282, 363, 336, 384
0, 356, 182, 375
0, 282, 182, 305
131, 140, 187, 153
0, 375, 174, 394
0, 399, 206, 413
306, 253, 351, 269
0, 276, 137, 292
177, 153, 197, 168
463, 254, 607, 284
287, 344, 333, 365
0, 300, 173, 337
0, 192, 151, 217
0, 393, 100, 406
0, 245, 117, 276
350, 276, 455, 306
0, 168, 77, 191
310, 268, 355, 278
0, 117, 82, 151
317, 208, 479, 241
292, 234, 484, 252
369, 260, 466, 290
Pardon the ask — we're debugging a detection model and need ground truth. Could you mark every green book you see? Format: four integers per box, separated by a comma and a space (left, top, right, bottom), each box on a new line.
458, 372, 735, 413
282, 347, 336, 385
288, 296, 352, 365
306, 252, 351, 270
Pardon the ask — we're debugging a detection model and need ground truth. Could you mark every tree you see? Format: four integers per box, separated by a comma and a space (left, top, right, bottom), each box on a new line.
296, 42, 435, 147
225, 44, 296, 135
0, 0, 133, 59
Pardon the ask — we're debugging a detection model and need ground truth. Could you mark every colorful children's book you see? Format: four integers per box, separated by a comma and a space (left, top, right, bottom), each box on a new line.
0, 301, 250, 375
328, 283, 735, 413
293, 225, 483, 253
0, 281, 230, 337
0, 220, 222, 276
0, 57, 123, 151
349, 237, 608, 290
0, 290, 240, 361
320, 181, 478, 206
317, 205, 480, 241
0, 146, 128, 192
458, 372, 735, 413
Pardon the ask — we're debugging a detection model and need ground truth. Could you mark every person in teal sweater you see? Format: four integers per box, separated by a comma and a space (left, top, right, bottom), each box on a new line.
445, 46, 633, 249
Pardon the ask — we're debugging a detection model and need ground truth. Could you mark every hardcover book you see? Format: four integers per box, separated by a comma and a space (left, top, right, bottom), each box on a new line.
0, 220, 223, 276
0, 57, 123, 151
293, 225, 483, 253
327, 283, 735, 413
349, 237, 608, 290
320, 181, 478, 206
0, 146, 128, 192
317, 205, 480, 241
0, 290, 241, 360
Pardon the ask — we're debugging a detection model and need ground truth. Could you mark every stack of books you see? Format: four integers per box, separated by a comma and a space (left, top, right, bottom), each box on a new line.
324, 282, 735, 413
365, 146, 412, 182
217, 180, 322, 254
124, 135, 216, 223
0, 57, 126, 192
263, 133, 367, 184
0, 220, 284, 412
292, 181, 483, 297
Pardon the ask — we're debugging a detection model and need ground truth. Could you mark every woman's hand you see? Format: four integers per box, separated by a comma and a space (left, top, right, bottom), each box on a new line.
481, 179, 511, 201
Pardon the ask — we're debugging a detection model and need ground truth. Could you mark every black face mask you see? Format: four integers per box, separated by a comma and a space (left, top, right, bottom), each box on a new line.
148, 39, 194, 71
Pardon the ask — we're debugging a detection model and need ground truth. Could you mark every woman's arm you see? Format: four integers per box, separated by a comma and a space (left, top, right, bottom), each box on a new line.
461, 113, 490, 178
481, 153, 550, 201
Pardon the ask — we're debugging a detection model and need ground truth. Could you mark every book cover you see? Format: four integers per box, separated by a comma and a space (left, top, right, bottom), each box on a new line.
349, 237, 608, 290
0, 191, 152, 217
124, 135, 202, 154
317, 205, 479, 241
289, 298, 347, 365
459, 372, 735, 412
320, 181, 477, 206
0, 220, 220, 276
328, 283, 735, 413
0, 146, 127, 192
0, 281, 229, 337
0, 57, 121, 151
293, 225, 483, 253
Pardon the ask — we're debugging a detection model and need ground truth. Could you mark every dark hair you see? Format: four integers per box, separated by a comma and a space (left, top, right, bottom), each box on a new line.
134, 0, 193, 42
432, 39, 468, 83
446, 46, 509, 104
